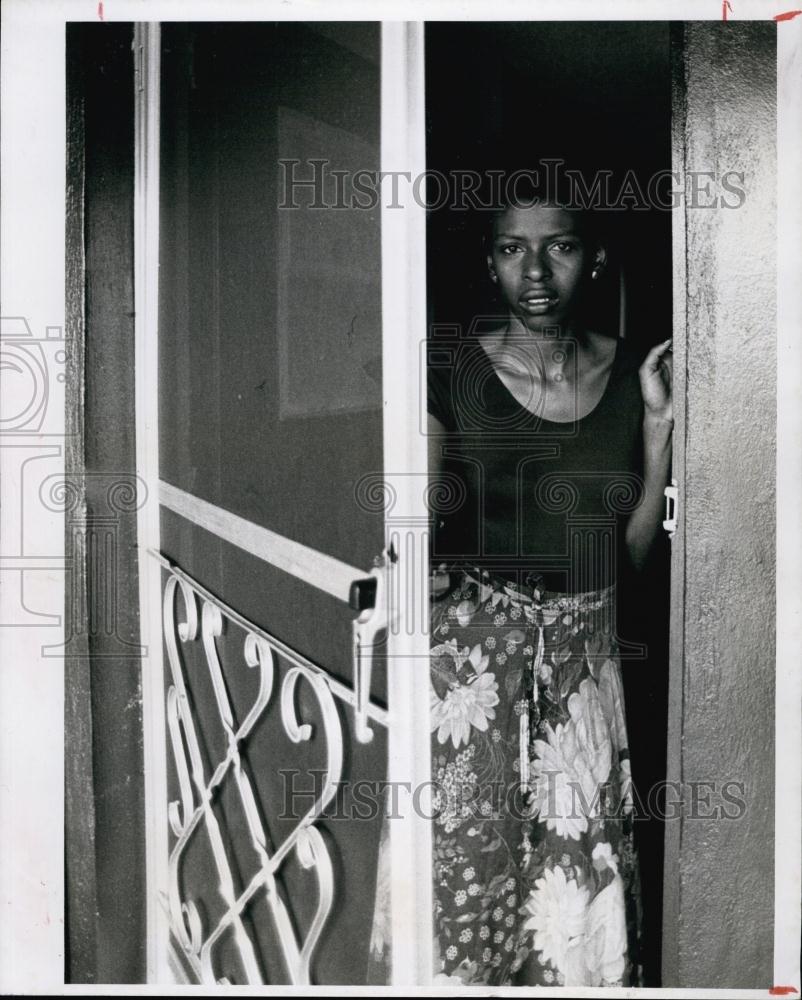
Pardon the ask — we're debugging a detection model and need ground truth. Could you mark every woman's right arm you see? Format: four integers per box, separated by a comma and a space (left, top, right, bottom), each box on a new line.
625, 339, 674, 571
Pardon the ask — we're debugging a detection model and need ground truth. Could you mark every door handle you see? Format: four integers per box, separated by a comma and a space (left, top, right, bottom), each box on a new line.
349, 556, 389, 744
348, 576, 377, 614
663, 478, 679, 539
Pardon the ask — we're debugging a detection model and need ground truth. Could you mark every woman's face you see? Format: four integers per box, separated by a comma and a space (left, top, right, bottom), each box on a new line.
487, 203, 599, 333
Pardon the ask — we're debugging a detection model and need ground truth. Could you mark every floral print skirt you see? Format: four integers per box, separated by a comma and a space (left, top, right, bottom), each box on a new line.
368, 567, 643, 987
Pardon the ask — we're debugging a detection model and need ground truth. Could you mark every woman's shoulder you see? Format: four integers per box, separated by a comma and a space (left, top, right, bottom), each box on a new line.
426, 344, 464, 432
427, 330, 495, 430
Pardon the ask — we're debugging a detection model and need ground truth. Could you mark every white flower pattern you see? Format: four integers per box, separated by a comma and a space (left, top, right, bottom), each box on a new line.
430, 641, 500, 748
528, 677, 613, 840
369, 570, 641, 988
523, 865, 589, 974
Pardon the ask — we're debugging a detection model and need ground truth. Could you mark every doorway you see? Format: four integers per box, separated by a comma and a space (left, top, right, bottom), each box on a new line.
61, 16, 781, 990
425, 22, 673, 987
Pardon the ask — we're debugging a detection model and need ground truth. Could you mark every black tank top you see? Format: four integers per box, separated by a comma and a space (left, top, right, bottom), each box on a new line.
427, 332, 645, 592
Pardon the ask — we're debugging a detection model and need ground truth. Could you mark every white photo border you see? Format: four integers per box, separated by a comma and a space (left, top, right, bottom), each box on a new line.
1, 0, 799, 995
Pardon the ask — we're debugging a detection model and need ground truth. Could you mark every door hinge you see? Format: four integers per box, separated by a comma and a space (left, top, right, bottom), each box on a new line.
663, 478, 679, 539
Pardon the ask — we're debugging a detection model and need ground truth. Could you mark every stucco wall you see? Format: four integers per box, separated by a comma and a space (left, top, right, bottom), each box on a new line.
665, 22, 776, 988
65, 24, 146, 983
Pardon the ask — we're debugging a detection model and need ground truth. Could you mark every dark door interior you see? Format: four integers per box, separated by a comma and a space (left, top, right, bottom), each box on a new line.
425, 22, 672, 986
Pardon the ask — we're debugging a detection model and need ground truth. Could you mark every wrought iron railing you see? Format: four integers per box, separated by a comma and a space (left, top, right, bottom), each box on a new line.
155, 554, 388, 985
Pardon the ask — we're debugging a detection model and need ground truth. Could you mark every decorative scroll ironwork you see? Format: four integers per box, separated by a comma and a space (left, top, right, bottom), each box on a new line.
158, 558, 388, 985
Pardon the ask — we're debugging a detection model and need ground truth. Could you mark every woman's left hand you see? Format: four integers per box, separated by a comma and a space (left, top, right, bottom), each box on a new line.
639, 338, 674, 424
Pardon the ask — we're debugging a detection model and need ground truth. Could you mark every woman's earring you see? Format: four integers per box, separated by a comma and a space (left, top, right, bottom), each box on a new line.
490, 271, 498, 283
591, 268, 600, 280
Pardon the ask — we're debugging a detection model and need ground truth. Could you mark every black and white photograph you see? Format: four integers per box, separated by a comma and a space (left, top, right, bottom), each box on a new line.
0, 0, 800, 994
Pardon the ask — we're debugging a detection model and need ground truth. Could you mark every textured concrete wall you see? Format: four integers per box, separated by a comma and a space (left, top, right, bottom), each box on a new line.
65, 24, 146, 984
664, 22, 776, 988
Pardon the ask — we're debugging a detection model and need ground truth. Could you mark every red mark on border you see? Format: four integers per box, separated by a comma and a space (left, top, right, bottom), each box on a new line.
723, 0, 733, 19
97, 1, 104, 20
769, 988, 799, 996
774, 9, 802, 19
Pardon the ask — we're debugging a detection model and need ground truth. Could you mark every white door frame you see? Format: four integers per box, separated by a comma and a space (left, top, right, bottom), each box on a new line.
133, 20, 170, 985
133, 19, 434, 986
380, 20, 433, 986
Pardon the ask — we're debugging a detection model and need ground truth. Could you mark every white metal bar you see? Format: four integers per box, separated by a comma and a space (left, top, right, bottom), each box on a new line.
161, 568, 345, 985
381, 20, 433, 987
161, 577, 263, 984
775, 16, 802, 990
150, 550, 389, 728
158, 479, 365, 605
133, 22, 171, 986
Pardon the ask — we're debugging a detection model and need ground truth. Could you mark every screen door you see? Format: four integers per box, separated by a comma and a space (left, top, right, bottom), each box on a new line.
134, 21, 432, 986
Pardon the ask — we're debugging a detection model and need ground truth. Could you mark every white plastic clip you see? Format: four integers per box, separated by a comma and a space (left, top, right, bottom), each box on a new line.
663, 478, 679, 539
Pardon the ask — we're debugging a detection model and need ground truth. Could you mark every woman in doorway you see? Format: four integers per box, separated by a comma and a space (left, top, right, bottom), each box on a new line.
420, 177, 674, 986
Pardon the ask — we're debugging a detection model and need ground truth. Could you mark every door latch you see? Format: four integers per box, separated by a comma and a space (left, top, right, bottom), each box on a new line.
350, 553, 389, 744
663, 478, 678, 539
